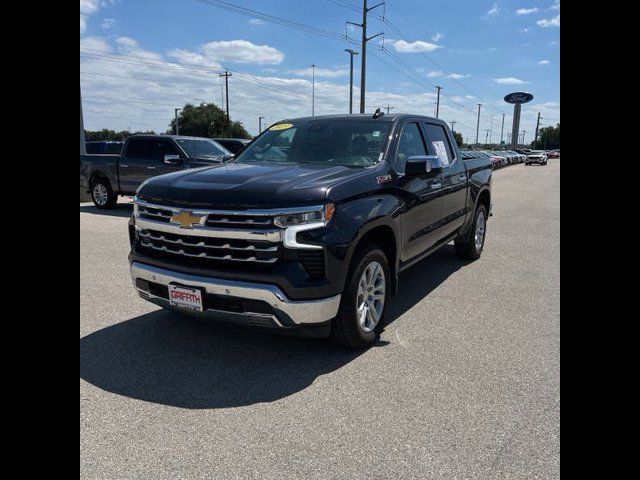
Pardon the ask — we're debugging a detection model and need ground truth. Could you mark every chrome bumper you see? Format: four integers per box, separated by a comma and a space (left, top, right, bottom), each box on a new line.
130, 262, 341, 327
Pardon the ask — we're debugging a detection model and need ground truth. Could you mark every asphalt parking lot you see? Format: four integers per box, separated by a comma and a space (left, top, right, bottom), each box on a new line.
80, 160, 560, 479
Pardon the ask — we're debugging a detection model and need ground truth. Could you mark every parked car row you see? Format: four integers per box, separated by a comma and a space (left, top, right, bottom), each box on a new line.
460, 150, 527, 169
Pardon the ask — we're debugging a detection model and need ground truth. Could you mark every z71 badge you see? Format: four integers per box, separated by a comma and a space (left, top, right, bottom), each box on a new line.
376, 174, 392, 184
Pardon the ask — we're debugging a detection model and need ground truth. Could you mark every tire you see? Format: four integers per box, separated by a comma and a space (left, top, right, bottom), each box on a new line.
91, 177, 117, 209
331, 244, 390, 349
455, 204, 488, 260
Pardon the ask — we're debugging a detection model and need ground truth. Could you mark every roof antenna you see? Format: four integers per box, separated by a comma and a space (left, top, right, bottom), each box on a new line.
373, 108, 384, 119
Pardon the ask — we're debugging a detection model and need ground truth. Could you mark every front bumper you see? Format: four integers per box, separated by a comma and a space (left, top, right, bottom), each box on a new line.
130, 262, 341, 330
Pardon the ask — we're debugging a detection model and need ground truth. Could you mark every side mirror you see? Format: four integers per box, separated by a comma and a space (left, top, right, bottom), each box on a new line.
405, 155, 444, 176
164, 154, 182, 165
222, 153, 235, 162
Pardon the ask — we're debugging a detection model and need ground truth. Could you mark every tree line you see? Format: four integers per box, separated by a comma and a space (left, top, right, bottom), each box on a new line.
85, 102, 251, 141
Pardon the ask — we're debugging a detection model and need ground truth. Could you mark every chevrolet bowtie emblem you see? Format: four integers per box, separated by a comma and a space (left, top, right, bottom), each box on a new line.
170, 211, 203, 229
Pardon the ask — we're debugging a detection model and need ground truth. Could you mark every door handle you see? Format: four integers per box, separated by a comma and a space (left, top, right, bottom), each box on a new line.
458, 174, 467, 181
146, 166, 157, 170
431, 182, 442, 189
120, 164, 129, 168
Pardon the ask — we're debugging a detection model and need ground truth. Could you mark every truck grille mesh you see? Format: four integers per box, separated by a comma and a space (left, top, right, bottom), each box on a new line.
138, 229, 279, 264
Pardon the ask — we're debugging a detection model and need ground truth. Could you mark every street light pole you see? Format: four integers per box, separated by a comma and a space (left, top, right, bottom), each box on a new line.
174, 108, 180, 135
344, 49, 358, 114
500, 113, 505, 145
435, 86, 442, 119
475, 103, 482, 148
311, 64, 316, 116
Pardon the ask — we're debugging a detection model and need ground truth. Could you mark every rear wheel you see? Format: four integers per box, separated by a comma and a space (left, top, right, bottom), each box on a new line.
331, 244, 389, 349
455, 204, 487, 260
91, 178, 117, 209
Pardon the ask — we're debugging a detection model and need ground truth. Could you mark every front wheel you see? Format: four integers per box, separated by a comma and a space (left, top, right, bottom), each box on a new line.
331, 244, 390, 349
91, 178, 117, 209
455, 205, 487, 260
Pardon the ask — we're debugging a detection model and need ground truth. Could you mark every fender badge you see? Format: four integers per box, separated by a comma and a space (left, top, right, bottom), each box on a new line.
376, 174, 392, 184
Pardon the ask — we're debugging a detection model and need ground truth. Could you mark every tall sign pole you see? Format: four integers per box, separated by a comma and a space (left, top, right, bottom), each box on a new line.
435, 86, 442, 118
475, 103, 482, 148
504, 92, 534, 149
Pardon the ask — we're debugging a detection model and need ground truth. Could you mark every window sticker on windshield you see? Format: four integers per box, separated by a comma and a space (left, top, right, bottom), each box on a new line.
432, 140, 450, 165
372, 131, 380, 137
269, 123, 293, 131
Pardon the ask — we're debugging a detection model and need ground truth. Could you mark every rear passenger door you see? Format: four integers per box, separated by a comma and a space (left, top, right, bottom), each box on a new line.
422, 122, 468, 239
118, 138, 149, 194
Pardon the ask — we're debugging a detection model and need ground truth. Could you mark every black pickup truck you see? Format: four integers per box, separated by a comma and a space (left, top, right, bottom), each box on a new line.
128, 114, 492, 348
80, 135, 232, 208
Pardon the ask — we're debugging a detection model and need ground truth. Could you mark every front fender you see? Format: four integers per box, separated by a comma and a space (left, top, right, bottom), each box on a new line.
300, 193, 402, 294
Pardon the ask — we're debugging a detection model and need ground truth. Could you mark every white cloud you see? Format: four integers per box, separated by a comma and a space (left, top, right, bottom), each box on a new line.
494, 77, 528, 84
538, 60, 550, 65
482, 3, 500, 20
518, 27, 531, 33
537, 14, 560, 27
447, 73, 470, 79
80, 35, 556, 141
200, 40, 284, 65
80, 15, 87, 32
80, 36, 112, 52
431, 32, 444, 42
248, 18, 265, 26
516, 7, 539, 15
290, 67, 349, 78
465, 95, 475, 99
101, 17, 116, 29
80, 0, 100, 15
550, 0, 560, 10
427, 70, 443, 78
392, 39, 443, 53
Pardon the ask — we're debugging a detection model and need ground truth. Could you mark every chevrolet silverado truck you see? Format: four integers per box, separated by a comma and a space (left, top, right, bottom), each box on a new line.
80, 135, 233, 209
128, 113, 492, 348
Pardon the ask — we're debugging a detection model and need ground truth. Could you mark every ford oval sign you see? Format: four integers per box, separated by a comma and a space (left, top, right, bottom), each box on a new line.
504, 92, 534, 104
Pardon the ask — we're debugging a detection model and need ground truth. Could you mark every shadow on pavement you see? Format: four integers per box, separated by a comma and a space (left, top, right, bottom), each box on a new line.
80, 244, 468, 409
80, 203, 133, 218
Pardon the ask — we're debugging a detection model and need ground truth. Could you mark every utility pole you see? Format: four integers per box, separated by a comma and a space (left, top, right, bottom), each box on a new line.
311, 64, 316, 116
344, 49, 358, 114
489, 115, 494, 144
258, 116, 265, 134
348, 0, 384, 114
534, 112, 542, 149
475, 103, 482, 148
174, 108, 180, 135
450, 120, 457, 132
485, 129, 490, 146
383, 105, 394, 114
500, 113, 505, 145
219, 69, 232, 136
435, 86, 442, 118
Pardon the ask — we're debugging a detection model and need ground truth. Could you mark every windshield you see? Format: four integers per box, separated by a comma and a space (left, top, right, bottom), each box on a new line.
175, 138, 229, 158
235, 119, 392, 168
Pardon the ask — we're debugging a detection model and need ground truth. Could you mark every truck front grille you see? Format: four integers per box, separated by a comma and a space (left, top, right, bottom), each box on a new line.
138, 229, 279, 264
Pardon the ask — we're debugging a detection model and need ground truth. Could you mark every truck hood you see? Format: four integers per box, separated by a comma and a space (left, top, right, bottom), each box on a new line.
136, 162, 371, 209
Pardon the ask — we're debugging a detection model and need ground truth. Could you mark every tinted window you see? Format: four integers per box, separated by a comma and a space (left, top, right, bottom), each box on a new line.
125, 138, 148, 158
155, 140, 180, 160
396, 122, 427, 174
423, 123, 454, 166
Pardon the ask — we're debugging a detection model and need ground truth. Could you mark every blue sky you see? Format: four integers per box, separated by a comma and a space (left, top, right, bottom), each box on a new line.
80, 0, 560, 141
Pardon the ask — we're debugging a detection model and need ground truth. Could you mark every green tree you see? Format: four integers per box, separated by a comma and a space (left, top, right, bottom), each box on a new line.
168, 102, 251, 139
535, 123, 560, 149
84, 129, 155, 141
452, 131, 463, 147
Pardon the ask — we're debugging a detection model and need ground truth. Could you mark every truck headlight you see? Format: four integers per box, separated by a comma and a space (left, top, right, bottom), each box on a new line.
274, 204, 335, 228
277, 204, 335, 249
